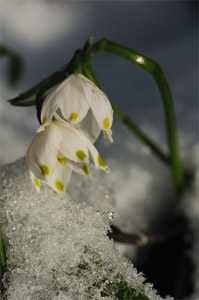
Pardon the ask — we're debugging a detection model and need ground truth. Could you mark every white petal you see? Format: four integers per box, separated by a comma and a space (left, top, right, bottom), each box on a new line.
38, 79, 69, 131
78, 110, 101, 143
29, 169, 41, 192
55, 119, 109, 173
77, 74, 113, 126
73, 127, 110, 173
76, 74, 99, 104
76, 74, 113, 142
47, 162, 72, 194
90, 89, 113, 141
26, 123, 61, 180
88, 141, 110, 173
59, 74, 91, 125
75, 73, 96, 87
66, 158, 91, 178
54, 121, 90, 163
56, 151, 91, 177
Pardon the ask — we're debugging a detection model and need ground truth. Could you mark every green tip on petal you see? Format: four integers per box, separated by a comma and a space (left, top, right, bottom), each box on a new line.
54, 179, 64, 192
40, 164, 50, 176
76, 150, 86, 161
70, 112, 78, 120
58, 156, 66, 165
82, 163, 90, 176
41, 117, 48, 126
97, 153, 109, 172
103, 117, 109, 129
34, 177, 40, 188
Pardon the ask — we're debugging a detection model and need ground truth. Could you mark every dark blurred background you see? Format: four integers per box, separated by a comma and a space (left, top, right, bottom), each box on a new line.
0, 0, 198, 164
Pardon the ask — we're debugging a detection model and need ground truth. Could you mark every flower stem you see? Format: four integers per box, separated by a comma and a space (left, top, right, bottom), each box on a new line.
83, 39, 185, 188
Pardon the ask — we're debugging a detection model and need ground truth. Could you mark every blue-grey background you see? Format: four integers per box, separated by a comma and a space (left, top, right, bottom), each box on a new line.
0, 1, 198, 165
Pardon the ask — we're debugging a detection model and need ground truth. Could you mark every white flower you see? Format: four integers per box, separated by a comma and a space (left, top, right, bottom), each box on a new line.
37, 74, 113, 143
27, 119, 109, 193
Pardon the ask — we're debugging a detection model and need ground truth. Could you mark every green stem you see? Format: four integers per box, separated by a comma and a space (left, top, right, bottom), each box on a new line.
83, 39, 185, 187
83, 63, 170, 166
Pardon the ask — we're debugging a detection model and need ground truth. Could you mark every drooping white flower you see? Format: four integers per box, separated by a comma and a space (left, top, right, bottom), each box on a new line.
27, 119, 109, 193
37, 74, 113, 143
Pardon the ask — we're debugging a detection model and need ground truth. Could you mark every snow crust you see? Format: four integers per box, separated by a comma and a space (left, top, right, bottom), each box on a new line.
0, 157, 167, 300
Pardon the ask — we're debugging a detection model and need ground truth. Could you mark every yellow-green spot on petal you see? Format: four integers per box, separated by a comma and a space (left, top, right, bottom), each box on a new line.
97, 153, 106, 168
76, 150, 86, 161
58, 156, 66, 165
34, 177, 40, 188
103, 117, 109, 129
40, 164, 50, 176
41, 116, 47, 126
70, 112, 78, 120
82, 163, 90, 176
54, 179, 64, 192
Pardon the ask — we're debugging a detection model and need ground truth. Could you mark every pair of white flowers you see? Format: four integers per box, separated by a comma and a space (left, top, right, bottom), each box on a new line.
27, 74, 113, 193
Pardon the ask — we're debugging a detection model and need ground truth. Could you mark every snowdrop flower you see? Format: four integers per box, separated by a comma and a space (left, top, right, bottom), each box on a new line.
38, 74, 113, 143
27, 118, 109, 194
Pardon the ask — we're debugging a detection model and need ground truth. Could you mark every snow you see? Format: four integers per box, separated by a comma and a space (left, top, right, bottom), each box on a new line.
0, 157, 169, 300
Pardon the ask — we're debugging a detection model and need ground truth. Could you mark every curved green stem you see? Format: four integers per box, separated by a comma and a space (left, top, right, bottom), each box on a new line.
83, 39, 185, 188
